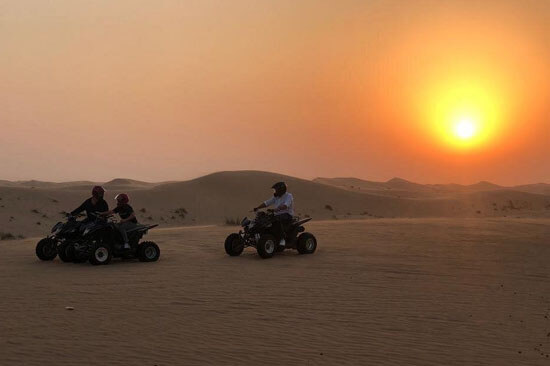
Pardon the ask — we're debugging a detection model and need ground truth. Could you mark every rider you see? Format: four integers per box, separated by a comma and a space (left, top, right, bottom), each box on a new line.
254, 181, 294, 247
101, 193, 138, 249
70, 186, 109, 226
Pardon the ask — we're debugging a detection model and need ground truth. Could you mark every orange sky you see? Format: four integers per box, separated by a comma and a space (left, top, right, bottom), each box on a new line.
1, 0, 549, 184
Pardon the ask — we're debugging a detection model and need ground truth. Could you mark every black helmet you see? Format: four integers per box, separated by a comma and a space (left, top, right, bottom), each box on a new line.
92, 186, 105, 199
272, 182, 287, 197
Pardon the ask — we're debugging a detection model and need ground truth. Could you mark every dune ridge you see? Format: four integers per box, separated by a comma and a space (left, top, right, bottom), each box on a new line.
1, 170, 549, 238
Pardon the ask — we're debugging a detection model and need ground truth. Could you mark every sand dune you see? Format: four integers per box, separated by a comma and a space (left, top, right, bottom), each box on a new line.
314, 176, 550, 197
1, 218, 550, 365
1, 171, 549, 239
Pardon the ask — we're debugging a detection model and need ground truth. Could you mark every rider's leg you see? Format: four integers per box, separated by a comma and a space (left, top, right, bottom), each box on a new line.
276, 214, 293, 247
117, 222, 136, 249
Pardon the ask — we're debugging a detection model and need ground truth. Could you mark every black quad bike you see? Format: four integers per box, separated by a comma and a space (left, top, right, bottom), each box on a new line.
74, 214, 160, 265
224, 209, 317, 259
35, 214, 86, 262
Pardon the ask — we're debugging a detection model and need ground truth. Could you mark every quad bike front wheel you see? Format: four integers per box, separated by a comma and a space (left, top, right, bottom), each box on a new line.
89, 242, 112, 265
224, 233, 244, 256
138, 241, 160, 262
257, 234, 277, 259
297, 232, 317, 255
35, 238, 57, 261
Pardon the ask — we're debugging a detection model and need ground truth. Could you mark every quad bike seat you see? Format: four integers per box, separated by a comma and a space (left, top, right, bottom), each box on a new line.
127, 224, 159, 233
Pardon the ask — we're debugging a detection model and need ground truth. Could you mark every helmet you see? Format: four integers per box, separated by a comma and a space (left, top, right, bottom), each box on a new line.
115, 193, 129, 206
92, 186, 105, 199
271, 182, 287, 197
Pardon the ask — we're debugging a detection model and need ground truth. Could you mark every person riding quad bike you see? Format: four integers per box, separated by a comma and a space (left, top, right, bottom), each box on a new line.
99, 193, 138, 249
35, 186, 108, 262
77, 193, 159, 265
70, 186, 109, 231
253, 182, 294, 248
225, 181, 317, 259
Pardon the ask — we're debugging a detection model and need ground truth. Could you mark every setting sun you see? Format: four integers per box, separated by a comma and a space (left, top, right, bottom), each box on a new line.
454, 118, 477, 139
416, 76, 508, 152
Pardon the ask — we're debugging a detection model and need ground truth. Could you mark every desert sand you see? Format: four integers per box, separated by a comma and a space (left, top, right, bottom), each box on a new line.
1, 218, 550, 365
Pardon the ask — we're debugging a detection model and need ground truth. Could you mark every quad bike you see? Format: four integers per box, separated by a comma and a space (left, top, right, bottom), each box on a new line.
35, 214, 86, 262
74, 213, 160, 265
224, 209, 317, 259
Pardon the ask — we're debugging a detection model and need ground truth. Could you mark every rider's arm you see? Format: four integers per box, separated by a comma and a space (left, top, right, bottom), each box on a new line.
275, 204, 288, 212
70, 201, 86, 216
254, 202, 267, 211
275, 194, 292, 212
255, 196, 276, 211
120, 212, 136, 223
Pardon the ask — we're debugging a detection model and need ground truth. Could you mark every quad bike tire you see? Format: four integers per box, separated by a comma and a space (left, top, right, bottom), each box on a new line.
89, 242, 113, 265
57, 242, 74, 263
71, 245, 88, 263
35, 238, 57, 261
224, 233, 244, 256
138, 241, 160, 262
297, 232, 317, 255
257, 234, 277, 259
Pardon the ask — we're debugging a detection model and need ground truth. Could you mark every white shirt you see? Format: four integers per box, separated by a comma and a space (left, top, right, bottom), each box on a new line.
264, 192, 294, 216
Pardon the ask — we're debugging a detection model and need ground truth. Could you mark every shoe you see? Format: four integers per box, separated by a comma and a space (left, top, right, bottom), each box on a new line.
279, 239, 286, 247
123, 243, 130, 249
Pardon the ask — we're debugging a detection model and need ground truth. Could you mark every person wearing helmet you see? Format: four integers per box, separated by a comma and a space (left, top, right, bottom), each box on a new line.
70, 186, 109, 222
253, 181, 294, 247
101, 193, 138, 249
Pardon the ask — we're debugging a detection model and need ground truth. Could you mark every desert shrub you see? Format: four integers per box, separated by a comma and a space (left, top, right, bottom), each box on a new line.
146, 216, 153, 220
36, 221, 41, 225
174, 208, 187, 218
139, 208, 147, 213
304, 214, 311, 218
51, 199, 59, 203
0, 232, 16, 240
324, 204, 333, 211
30, 209, 39, 214
225, 217, 241, 226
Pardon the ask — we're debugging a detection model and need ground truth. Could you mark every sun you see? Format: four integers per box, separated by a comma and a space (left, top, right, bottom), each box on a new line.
419, 79, 505, 151
454, 118, 477, 140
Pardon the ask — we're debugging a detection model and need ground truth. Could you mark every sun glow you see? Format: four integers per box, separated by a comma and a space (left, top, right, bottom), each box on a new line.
420, 79, 505, 151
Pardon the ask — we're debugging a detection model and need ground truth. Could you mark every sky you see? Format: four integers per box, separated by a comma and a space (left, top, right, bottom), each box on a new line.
1, 0, 549, 185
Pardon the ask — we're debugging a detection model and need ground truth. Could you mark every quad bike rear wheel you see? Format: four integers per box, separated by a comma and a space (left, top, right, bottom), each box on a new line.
224, 233, 244, 256
138, 241, 160, 262
297, 232, 317, 255
35, 238, 57, 261
257, 234, 277, 259
89, 242, 112, 265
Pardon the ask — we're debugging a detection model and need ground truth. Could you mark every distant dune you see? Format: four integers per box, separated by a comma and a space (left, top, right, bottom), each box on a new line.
1, 171, 549, 238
